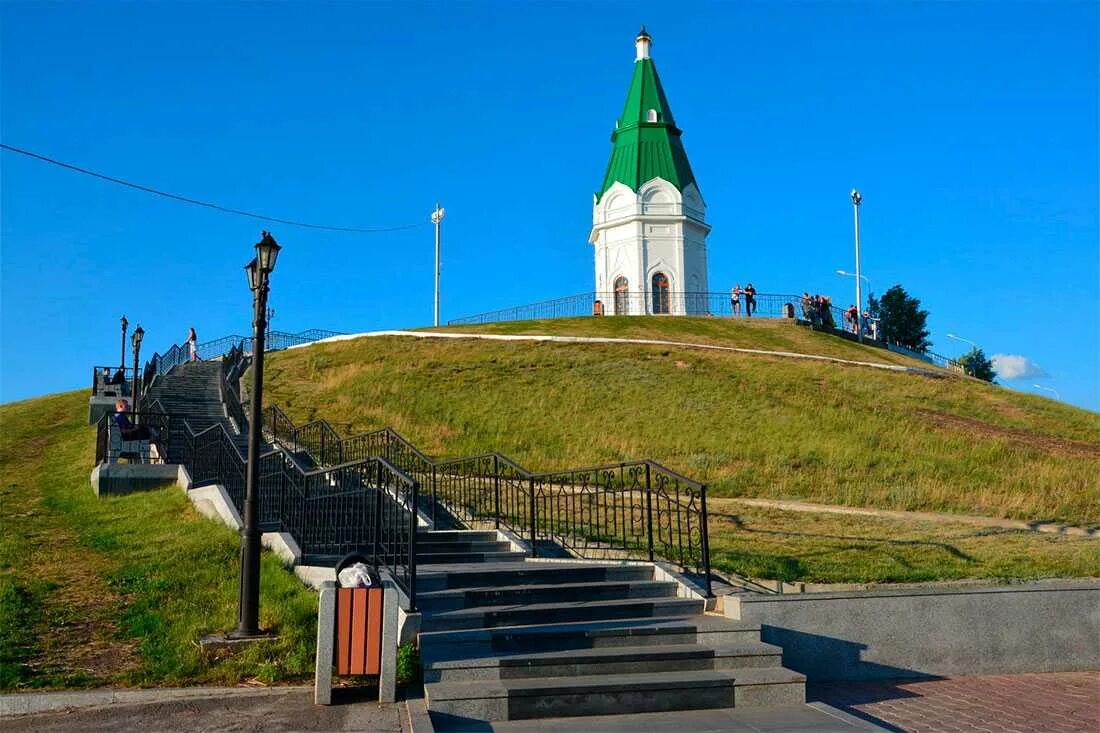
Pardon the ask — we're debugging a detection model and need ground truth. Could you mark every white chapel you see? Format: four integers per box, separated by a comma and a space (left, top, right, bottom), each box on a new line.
589, 27, 711, 316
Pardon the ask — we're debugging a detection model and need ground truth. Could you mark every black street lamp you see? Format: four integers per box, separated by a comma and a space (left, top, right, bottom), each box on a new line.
120, 315, 129, 370
130, 325, 144, 411
233, 230, 281, 639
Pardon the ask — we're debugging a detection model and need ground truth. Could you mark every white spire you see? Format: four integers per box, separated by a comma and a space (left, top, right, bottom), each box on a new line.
635, 25, 651, 61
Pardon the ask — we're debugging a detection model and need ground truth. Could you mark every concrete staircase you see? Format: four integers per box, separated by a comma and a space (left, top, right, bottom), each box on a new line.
145, 361, 250, 457
417, 531, 805, 726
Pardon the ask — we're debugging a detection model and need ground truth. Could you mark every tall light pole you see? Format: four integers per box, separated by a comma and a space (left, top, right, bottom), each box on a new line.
234, 230, 281, 639
432, 203, 445, 327
945, 332, 979, 349
945, 333, 980, 377
835, 269, 870, 288
1032, 384, 1060, 400
130, 325, 144, 411
120, 315, 129, 370
850, 189, 864, 343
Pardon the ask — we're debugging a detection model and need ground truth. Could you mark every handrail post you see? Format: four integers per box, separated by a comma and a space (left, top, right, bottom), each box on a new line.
372, 462, 384, 566
699, 483, 713, 598
408, 478, 418, 611
645, 463, 655, 562
528, 475, 537, 558
493, 455, 501, 530
430, 464, 437, 527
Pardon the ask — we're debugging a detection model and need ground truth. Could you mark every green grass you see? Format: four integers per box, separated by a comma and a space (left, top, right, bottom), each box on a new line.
427, 316, 947, 369
265, 317, 1100, 528
0, 391, 318, 691
707, 501, 1099, 584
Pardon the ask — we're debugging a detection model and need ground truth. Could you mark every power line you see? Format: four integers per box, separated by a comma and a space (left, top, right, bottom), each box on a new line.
0, 143, 430, 234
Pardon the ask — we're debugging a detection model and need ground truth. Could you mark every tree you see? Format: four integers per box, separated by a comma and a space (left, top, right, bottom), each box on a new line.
958, 347, 997, 382
876, 285, 930, 351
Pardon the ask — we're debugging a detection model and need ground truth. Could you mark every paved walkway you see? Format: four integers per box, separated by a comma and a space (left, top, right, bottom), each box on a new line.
297, 329, 948, 378
5, 673, 1096, 731
723, 498, 1099, 538
811, 672, 1100, 732
0, 687, 405, 732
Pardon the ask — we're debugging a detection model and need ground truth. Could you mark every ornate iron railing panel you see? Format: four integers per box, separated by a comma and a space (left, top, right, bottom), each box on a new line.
265, 409, 713, 596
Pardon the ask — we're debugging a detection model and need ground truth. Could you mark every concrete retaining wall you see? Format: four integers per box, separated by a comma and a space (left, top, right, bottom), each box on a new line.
726, 580, 1100, 681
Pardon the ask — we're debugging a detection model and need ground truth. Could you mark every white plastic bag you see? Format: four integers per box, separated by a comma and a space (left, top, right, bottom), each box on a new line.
337, 562, 374, 588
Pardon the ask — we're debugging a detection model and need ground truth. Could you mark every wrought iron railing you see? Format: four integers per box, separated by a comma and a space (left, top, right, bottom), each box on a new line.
169, 402, 421, 605
263, 408, 713, 596
449, 291, 964, 374
219, 343, 248, 433
448, 291, 803, 324
196, 329, 344, 359
94, 409, 179, 464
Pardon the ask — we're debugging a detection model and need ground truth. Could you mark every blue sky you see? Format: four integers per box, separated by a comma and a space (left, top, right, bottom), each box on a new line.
2, 1, 1096, 410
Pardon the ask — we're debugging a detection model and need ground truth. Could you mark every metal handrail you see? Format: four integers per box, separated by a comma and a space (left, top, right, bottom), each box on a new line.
266, 407, 713, 596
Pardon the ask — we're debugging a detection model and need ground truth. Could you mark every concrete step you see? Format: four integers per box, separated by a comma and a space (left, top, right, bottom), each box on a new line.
419, 530, 502, 543
422, 640, 785, 682
416, 540, 515, 556
417, 579, 680, 614
418, 551, 528, 566
419, 616, 764, 658
416, 562, 654, 593
424, 666, 806, 721
420, 597, 704, 633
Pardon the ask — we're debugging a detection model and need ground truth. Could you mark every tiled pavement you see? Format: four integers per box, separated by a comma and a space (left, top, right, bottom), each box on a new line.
810, 671, 1100, 733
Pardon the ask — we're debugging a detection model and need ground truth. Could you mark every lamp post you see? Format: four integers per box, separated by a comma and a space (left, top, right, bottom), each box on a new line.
850, 189, 864, 343
835, 269, 870, 288
120, 315, 129, 370
1032, 384, 1060, 400
945, 333, 980, 376
130, 325, 144, 411
233, 230, 281, 639
432, 203, 445, 327
945, 333, 979, 349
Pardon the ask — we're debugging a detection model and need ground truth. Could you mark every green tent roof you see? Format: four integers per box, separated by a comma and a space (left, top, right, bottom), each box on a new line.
597, 52, 698, 201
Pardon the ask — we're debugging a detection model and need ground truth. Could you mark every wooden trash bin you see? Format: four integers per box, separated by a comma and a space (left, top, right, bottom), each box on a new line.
335, 586, 384, 676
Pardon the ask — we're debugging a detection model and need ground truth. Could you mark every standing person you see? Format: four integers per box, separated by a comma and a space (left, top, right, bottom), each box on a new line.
744, 283, 757, 317
730, 283, 743, 316
187, 327, 199, 361
801, 292, 813, 320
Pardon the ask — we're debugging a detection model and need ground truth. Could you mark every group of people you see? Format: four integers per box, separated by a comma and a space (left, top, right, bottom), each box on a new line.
800, 293, 880, 339
801, 292, 837, 329
101, 367, 127, 386
729, 283, 758, 316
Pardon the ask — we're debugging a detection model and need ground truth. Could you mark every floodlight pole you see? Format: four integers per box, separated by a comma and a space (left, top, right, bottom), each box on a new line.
851, 189, 864, 343
432, 203, 445, 327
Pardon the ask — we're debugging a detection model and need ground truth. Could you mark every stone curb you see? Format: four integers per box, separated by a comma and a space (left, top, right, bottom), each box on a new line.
0, 685, 310, 717
807, 701, 893, 731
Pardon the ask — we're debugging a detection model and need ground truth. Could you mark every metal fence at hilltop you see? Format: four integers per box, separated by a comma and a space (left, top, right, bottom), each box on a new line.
448, 290, 964, 373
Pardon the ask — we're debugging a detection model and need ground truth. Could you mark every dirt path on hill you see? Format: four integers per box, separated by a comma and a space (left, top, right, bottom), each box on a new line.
915, 408, 1100, 458
718, 497, 1099, 537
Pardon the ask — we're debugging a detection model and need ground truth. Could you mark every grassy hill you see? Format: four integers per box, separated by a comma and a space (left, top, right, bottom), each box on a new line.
266, 317, 1099, 526
0, 391, 316, 690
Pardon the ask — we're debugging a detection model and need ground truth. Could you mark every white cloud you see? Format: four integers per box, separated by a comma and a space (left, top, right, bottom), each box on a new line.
991, 354, 1048, 380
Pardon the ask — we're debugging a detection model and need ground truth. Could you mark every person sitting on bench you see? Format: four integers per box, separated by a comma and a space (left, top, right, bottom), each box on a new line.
114, 399, 164, 456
